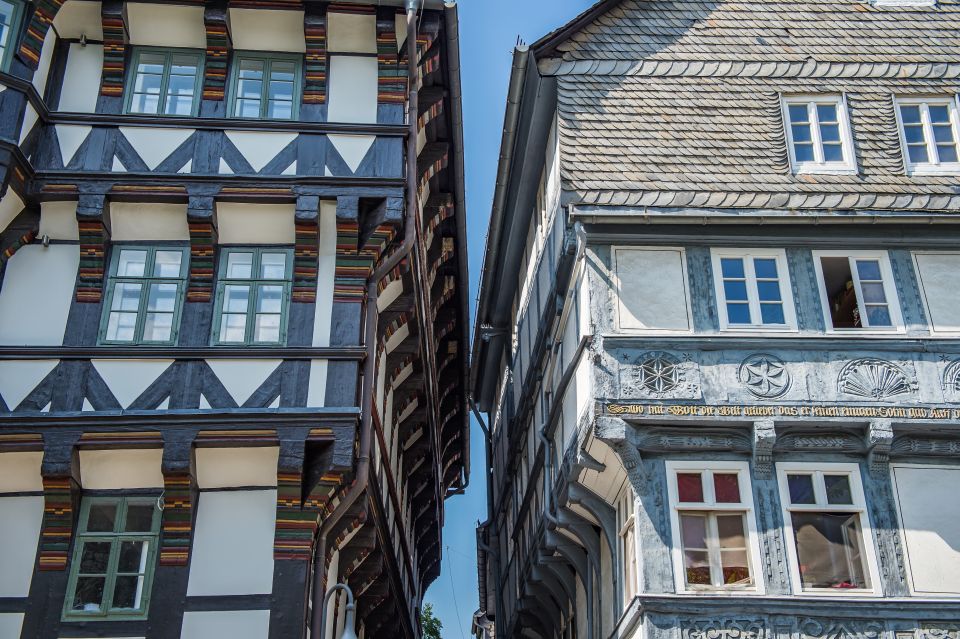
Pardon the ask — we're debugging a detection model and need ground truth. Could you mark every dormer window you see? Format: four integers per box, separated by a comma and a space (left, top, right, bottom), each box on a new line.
895, 97, 960, 175
782, 96, 857, 174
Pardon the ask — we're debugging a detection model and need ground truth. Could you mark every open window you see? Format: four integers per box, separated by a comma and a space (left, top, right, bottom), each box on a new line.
814, 251, 902, 331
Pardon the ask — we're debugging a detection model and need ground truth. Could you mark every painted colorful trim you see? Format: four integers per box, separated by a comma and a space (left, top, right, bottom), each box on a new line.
376, 10, 406, 104
202, 7, 230, 101
38, 476, 74, 571
77, 219, 107, 303
78, 432, 162, 447
275, 469, 319, 562
1, 229, 37, 275
159, 471, 193, 566
187, 218, 216, 302
293, 220, 319, 303
17, 0, 65, 68
99, 4, 126, 98
303, 9, 327, 105
0, 433, 43, 452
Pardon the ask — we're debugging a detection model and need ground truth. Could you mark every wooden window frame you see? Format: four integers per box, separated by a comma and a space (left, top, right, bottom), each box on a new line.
894, 96, 960, 176
62, 495, 161, 621
98, 245, 189, 346
0, 0, 24, 73
123, 46, 205, 117
227, 51, 303, 121
212, 247, 293, 346
782, 95, 857, 175
711, 248, 798, 332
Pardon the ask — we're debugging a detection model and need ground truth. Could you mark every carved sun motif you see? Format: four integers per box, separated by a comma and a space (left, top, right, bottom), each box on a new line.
638, 352, 681, 395
838, 358, 914, 400
739, 354, 790, 399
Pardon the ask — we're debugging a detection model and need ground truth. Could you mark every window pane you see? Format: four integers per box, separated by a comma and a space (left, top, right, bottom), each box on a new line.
932, 123, 955, 144
859, 282, 887, 304
723, 280, 748, 301
147, 283, 177, 313
226, 252, 254, 279
788, 474, 815, 504
791, 123, 812, 143
677, 473, 703, 503
79, 541, 112, 573
235, 97, 262, 118
165, 76, 196, 115
716, 514, 746, 548
791, 512, 870, 589
267, 99, 293, 120
794, 142, 815, 163
684, 550, 711, 585
254, 313, 281, 343
937, 143, 959, 163
680, 514, 710, 585
864, 305, 892, 327
727, 303, 751, 324
153, 250, 183, 277
788, 104, 809, 123
819, 123, 840, 143
816, 103, 837, 122
257, 285, 283, 313
112, 575, 143, 609
753, 258, 778, 279
112, 282, 142, 312
117, 541, 148, 572
760, 303, 786, 325
106, 312, 137, 341
823, 143, 844, 163
86, 502, 117, 531
907, 141, 929, 164
680, 514, 707, 548
223, 285, 250, 313
720, 257, 745, 279
903, 124, 925, 144
900, 105, 922, 124
125, 503, 155, 532
143, 314, 173, 342
260, 253, 287, 279
928, 105, 950, 124
855, 259, 882, 281
824, 475, 853, 505
757, 280, 782, 302
713, 474, 741, 503
72, 576, 106, 612
720, 550, 751, 585
118, 250, 148, 277
220, 313, 247, 343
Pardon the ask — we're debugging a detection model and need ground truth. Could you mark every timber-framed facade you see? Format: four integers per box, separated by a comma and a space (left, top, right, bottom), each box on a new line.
472, 1, 960, 638
0, 1, 469, 638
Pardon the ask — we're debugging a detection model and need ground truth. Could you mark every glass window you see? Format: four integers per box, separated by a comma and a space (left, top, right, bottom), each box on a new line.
618, 488, 638, 604
101, 246, 188, 345
778, 465, 877, 593
712, 250, 796, 330
214, 248, 292, 345
815, 252, 901, 330
229, 53, 301, 120
896, 98, 960, 173
0, 0, 22, 72
667, 463, 760, 592
63, 496, 161, 620
126, 48, 203, 116
783, 97, 855, 173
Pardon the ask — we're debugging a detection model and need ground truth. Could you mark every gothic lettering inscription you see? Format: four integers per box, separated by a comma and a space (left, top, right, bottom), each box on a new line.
606, 403, 960, 421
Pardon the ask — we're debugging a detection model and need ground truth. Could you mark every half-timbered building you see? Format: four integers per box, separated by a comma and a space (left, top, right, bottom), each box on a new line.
0, 0, 468, 637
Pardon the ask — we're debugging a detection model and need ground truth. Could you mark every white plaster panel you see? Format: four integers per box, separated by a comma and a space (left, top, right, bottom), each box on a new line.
78, 449, 164, 489
18, 104, 39, 144
327, 56, 377, 125
893, 465, 960, 594
180, 610, 270, 639
186, 490, 276, 596
0, 245, 78, 346
33, 30, 57, 96
127, 3, 206, 48
40, 201, 80, 241
312, 202, 337, 347
53, 1, 103, 39
110, 203, 190, 241
59, 44, 103, 113
614, 247, 691, 331
204, 359, 282, 404
229, 9, 305, 52
0, 497, 43, 597
0, 360, 59, 409
915, 253, 960, 333
224, 131, 297, 173
395, 13, 407, 49
327, 134, 375, 173
0, 452, 43, 493
120, 127, 194, 170
306, 360, 327, 407
91, 359, 175, 408
216, 203, 295, 245
55, 125, 91, 166
195, 447, 279, 489
327, 11, 376, 53
0, 188, 24, 233
0, 613, 24, 638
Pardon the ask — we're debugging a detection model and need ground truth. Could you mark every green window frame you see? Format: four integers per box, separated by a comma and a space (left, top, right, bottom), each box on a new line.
124, 47, 205, 117
99, 245, 189, 345
0, 0, 24, 72
213, 247, 293, 345
227, 51, 302, 120
63, 496, 161, 621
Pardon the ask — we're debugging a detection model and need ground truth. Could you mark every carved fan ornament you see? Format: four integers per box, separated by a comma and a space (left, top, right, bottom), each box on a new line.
738, 353, 790, 399
838, 358, 915, 400
943, 359, 960, 393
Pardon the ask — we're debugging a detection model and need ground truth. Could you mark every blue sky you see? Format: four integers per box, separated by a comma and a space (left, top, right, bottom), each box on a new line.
422, 1, 595, 636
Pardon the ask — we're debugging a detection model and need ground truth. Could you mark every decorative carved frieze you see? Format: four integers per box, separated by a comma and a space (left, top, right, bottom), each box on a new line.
943, 359, 960, 396
619, 350, 701, 400
795, 618, 884, 639
838, 358, 916, 401
739, 354, 791, 399
891, 436, 960, 456
776, 432, 863, 453
680, 617, 767, 639
752, 419, 776, 478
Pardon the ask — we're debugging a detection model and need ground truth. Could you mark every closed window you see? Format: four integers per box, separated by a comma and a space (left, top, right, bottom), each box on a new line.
0, 0, 23, 72
125, 48, 204, 116
896, 98, 960, 174
783, 96, 856, 173
913, 252, 960, 334
777, 463, 880, 595
100, 246, 188, 345
618, 487, 638, 603
813, 251, 902, 331
213, 248, 292, 345
229, 53, 301, 120
63, 496, 161, 620
712, 250, 796, 330
666, 461, 762, 593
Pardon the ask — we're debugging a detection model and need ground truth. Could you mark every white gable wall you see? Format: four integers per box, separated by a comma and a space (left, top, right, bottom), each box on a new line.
58, 43, 103, 113
0, 245, 79, 346
126, 3, 206, 48
229, 9, 305, 52
217, 203, 295, 244
78, 449, 164, 489
110, 203, 190, 241
0, 497, 44, 597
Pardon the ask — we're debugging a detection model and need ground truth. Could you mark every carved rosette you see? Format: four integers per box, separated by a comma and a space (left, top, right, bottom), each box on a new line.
739, 353, 791, 399
838, 358, 916, 401
619, 351, 701, 400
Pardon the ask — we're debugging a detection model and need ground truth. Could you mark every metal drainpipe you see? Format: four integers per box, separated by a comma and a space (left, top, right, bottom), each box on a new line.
309, 2, 421, 637
471, 400, 503, 634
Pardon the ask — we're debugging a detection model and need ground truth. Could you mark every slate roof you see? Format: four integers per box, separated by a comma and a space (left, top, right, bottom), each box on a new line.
543, 0, 960, 211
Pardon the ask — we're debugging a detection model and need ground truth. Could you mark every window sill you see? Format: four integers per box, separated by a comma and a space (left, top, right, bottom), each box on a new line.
906, 164, 960, 176
793, 166, 859, 176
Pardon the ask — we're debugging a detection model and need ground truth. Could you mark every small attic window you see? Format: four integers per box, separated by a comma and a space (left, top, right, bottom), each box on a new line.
869, 0, 936, 7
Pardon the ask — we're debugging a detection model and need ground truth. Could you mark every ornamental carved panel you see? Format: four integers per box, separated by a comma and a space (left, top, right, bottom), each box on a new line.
618, 350, 701, 400
795, 618, 885, 639
680, 618, 767, 639
837, 358, 917, 401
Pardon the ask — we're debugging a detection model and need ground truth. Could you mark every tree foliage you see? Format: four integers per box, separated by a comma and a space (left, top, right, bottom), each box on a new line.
421, 603, 443, 639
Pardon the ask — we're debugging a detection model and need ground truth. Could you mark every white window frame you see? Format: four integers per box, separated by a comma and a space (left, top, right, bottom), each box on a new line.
776, 462, 883, 597
782, 95, 857, 175
911, 251, 960, 336
665, 460, 764, 595
812, 250, 904, 333
711, 249, 798, 332
894, 96, 960, 176
618, 487, 640, 604
612, 246, 694, 335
